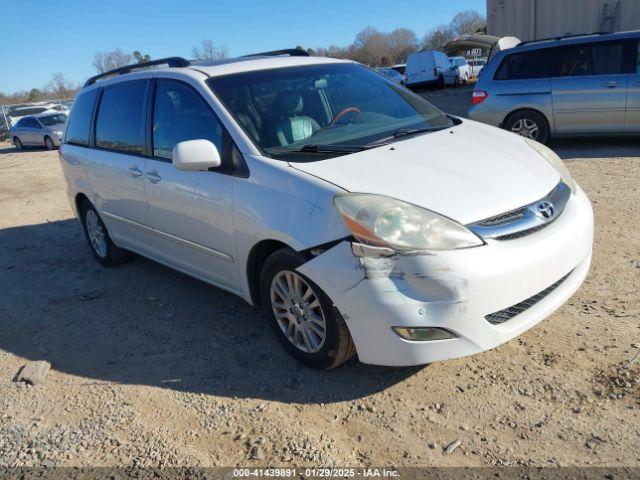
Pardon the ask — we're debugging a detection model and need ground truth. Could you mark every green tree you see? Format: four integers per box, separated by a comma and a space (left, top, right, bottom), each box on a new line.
133, 51, 151, 64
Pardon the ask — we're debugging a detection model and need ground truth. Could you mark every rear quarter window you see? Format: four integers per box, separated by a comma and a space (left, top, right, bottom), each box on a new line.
494, 49, 551, 80
65, 89, 98, 146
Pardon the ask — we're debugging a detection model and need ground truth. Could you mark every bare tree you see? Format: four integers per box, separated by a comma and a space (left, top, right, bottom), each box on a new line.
353, 27, 394, 66
422, 25, 456, 50
191, 40, 228, 61
92, 49, 133, 73
450, 10, 486, 36
386, 28, 418, 64
46, 73, 75, 98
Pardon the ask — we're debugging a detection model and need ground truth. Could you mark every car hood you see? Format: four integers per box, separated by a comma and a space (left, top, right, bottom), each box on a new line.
290, 120, 560, 225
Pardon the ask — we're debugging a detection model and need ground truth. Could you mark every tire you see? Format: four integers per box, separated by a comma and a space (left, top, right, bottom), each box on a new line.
454, 75, 460, 87
13, 137, 23, 151
79, 201, 131, 266
44, 136, 56, 150
436, 75, 445, 90
260, 248, 356, 369
503, 110, 550, 144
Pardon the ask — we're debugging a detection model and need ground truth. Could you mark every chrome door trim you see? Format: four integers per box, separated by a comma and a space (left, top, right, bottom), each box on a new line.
101, 211, 234, 262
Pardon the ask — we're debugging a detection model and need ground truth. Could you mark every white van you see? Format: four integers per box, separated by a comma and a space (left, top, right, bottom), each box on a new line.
405, 50, 449, 89
59, 52, 593, 369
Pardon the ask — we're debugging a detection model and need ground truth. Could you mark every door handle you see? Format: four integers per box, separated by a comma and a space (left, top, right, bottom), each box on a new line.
128, 166, 143, 177
146, 171, 161, 183
602, 81, 618, 88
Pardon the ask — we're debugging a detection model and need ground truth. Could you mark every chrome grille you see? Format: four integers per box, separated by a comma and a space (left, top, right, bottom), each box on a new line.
494, 224, 547, 241
485, 271, 573, 325
474, 207, 526, 227
468, 182, 571, 241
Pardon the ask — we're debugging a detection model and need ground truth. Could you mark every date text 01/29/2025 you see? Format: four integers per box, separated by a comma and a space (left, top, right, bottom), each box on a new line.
232, 467, 400, 477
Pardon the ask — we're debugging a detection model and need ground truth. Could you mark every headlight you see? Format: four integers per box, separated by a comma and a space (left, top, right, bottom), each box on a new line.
333, 194, 483, 251
53, 130, 64, 137
525, 138, 576, 193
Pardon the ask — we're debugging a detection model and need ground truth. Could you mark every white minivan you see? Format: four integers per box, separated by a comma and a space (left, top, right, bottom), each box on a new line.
59, 51, 593, 369
405, 50, 449, 89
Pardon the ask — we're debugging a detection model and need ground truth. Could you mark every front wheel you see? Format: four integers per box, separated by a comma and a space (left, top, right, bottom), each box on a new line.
260, 248, 356, 369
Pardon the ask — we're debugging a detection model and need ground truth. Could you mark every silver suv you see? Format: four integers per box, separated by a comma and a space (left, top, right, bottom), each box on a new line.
469, 31, 640, 143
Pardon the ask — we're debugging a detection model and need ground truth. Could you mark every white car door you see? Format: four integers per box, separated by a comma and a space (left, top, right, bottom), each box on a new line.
89, 80, 153, 248
143, 78, 239, 289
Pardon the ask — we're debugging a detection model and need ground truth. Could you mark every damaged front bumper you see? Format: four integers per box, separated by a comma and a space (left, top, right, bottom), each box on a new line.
298, 186, 593, 367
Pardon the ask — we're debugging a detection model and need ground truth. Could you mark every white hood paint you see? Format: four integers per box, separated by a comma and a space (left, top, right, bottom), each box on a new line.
290, 120, 560, 225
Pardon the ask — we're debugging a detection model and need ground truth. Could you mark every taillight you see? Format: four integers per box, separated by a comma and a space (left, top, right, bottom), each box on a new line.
472, 90, 488, 105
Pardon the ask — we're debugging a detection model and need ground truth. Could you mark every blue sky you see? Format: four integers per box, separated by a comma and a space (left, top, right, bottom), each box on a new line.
0, 0, 485, 94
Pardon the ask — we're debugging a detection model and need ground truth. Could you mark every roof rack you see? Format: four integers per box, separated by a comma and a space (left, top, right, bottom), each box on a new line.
84, 57, 190, 87
517, 31, 610, 47
242, 48, 309, 58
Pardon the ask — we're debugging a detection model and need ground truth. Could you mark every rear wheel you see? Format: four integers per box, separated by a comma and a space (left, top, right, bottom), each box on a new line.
503, 110, 550, 144
436, 74, 445, 89
80, 201, 131, 266
260, 248, 356, 369
13, 137, 23, 151
44, 136, 55, 150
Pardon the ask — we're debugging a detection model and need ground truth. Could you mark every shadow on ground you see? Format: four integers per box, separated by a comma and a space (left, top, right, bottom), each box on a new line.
550, 137, 640, 160
0, 146, 50, 155
0, 218, 422, 403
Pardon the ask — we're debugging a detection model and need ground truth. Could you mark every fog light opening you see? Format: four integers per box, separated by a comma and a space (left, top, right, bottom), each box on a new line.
392, 326, 458, 341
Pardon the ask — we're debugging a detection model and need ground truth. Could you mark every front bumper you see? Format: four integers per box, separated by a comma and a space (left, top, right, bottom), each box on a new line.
298, 186, 593, 366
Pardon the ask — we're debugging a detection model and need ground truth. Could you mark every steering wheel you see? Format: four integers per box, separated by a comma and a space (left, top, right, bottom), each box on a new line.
331, 107, 362, 125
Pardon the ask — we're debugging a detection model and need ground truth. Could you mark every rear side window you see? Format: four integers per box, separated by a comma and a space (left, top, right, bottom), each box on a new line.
66, 89, 98, 146
95, 81, 147, 154
152, 80, 223, 159
552, 41, 627, 76
494, 49, 551, 80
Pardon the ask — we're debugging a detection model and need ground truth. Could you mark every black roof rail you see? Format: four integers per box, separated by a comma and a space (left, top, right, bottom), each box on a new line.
242, 48, 309, 58
517, 31, 611, 47
84, 57, 190, 87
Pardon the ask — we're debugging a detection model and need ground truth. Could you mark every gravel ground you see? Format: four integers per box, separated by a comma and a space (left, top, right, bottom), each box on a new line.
0, 136, 638, 468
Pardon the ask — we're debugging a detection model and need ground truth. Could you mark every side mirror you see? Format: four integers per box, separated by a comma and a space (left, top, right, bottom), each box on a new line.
172, 139, 221, 171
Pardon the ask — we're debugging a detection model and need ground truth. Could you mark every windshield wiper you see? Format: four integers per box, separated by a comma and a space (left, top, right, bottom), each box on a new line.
367, 126, 449, 146
268, 144, 369, 154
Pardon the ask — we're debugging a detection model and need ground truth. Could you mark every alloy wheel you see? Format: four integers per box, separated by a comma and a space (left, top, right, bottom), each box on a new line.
85, 209, 107, 258
270, 270, 327, 353
510, 118, 539, 140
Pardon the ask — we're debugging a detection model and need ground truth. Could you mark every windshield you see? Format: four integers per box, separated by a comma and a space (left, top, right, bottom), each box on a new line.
38, 114, 67, 126
208, 63, 454, 160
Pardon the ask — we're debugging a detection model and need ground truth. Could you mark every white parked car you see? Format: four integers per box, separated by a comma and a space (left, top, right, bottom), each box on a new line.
375, 67, 405, 85
468, 58, 487, 77
59, 52, 593, 369
444, 56, 471, 86
405, 50, 449, 89
8, 104, 59, 126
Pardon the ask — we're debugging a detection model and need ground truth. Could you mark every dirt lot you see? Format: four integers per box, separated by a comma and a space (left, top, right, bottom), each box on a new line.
0, 138, 639, 468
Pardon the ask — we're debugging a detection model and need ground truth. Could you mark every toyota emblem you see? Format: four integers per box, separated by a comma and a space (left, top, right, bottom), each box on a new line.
536, 201, 555, 220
